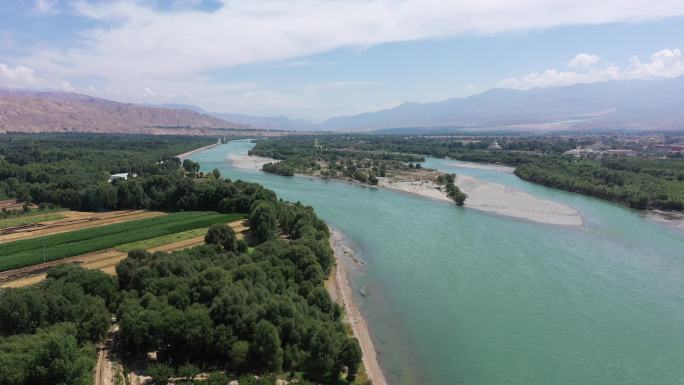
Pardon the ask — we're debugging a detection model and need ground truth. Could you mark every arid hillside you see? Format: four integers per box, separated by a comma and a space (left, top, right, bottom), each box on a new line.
0, 90, 253, 135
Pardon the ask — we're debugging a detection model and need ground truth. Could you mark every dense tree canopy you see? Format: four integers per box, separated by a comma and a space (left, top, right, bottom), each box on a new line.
0, 133, 362, 384
113, 198, 359, 382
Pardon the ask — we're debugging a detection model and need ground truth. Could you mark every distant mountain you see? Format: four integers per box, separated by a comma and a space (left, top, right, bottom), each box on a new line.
318, 76, 684, 132
0, 90, 251, 135
209, 113, 314, 131
150, 103, 314, 131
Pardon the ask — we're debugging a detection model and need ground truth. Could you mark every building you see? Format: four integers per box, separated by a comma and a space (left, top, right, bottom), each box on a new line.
108, 172, 136, 182
488, 141, 502, 150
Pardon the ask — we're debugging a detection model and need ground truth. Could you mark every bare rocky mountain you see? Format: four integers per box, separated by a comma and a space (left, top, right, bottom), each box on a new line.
318, 76, 684, 132
0, 90, 253, 135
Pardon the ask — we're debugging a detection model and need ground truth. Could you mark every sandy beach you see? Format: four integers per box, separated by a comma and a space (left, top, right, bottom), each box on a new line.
377, 178, 452, 203
455, 174, 582, 226
227, 153, 276, 171
449, 161, 516, 173
378, 175, 582, 226
327, 229, 389, 385
177, 142, 220, 160
645, 210, 684, 233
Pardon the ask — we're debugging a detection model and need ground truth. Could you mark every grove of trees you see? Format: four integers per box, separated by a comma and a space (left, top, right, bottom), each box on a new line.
0, 133, 361, 384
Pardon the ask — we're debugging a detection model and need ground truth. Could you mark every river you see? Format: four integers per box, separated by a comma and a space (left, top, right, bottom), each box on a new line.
192, 140, 684, 385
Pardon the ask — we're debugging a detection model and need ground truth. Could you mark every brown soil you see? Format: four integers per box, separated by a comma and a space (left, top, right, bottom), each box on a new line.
0, 210, 164, 243
0, 199, 34, 212
95, 325, 121, 385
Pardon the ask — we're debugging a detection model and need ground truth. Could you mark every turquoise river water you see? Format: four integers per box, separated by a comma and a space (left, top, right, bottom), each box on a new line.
192, 140, 684, 385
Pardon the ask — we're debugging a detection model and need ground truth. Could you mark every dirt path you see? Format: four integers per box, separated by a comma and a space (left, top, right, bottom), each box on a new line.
95, 324, 122, 385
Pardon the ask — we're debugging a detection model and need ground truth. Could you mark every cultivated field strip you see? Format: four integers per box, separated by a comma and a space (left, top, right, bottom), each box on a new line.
0, 210, 164, 243
0, 211, 243, 272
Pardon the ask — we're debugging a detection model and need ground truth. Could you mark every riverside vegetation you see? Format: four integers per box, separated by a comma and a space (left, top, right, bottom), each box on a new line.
252, 134, 684, 211
250, 136, 467, 205
0, 134, 363, 385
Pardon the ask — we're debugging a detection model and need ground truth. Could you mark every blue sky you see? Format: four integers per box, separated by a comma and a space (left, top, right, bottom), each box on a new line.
1, 1, 684, 120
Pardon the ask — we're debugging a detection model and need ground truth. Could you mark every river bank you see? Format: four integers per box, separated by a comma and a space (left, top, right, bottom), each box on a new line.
448, 161, 515, 173
227, 153, 275, 170
229, 153, 582, 226
177, 142, 220, 160
326, 229, 388, 385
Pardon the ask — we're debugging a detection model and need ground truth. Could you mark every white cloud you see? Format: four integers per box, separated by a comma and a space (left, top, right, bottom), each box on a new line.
498, 48, 684, 89
33, 0, 59, 15
0, 63, 39, 87
0, 62, 73, 90
568, 53, 601, 70
27, 0, 684, 82
627, 48, 684, 79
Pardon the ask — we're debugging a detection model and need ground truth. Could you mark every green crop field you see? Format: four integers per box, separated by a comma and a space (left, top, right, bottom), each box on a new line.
0, 210, 68, 229
116, 227, 210, 252
0, 211, 243, 272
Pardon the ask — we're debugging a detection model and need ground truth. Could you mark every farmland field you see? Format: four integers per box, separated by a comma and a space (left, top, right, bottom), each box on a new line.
116, 227, 209, 252
0, 211, 243, 272
0, 211, 67, 229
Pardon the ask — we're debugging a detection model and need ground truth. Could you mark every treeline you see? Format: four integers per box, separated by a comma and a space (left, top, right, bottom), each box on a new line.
250, 136, 422, 185
285, 134, 577, 163
515, 158, 684, 210
0, 133, 214, 210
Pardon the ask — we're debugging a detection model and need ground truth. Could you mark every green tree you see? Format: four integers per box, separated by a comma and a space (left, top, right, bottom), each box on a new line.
249, 202, 278, 243
340, 338, 362, 382
230, 340, 250, 372
205, 224, 237, 252
29, 326, 96, 385
305, 328, 337, 381
147, 363, 175, 385
251, 320, 283, 372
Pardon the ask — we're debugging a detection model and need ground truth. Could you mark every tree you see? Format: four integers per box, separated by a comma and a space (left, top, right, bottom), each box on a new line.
340, 338, 362, 381
182, 159, 200, 175
29, 325, 96, 385
205, 224, 237, 252
147, 363, 175, 385
249, 202, 278, 243
177, 363, 199, 380
251, 320, 283, 372
305, 328, 336, 381
212, 169, 221, 179
230, 340, 250, 372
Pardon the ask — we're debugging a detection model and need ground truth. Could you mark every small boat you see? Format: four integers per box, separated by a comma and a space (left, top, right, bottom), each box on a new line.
359, 286, 367, 297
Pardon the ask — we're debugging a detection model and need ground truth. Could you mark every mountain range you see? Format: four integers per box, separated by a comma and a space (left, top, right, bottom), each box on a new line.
317, 76, 684, 132
2, 76, 684, 135
0, 90, 254, 136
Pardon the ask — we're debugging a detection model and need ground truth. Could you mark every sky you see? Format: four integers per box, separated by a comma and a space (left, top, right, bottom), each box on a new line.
1, 0, 684, 121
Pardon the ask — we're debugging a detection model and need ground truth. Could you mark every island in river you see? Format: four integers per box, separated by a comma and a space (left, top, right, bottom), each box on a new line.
231, 143, 582, 226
